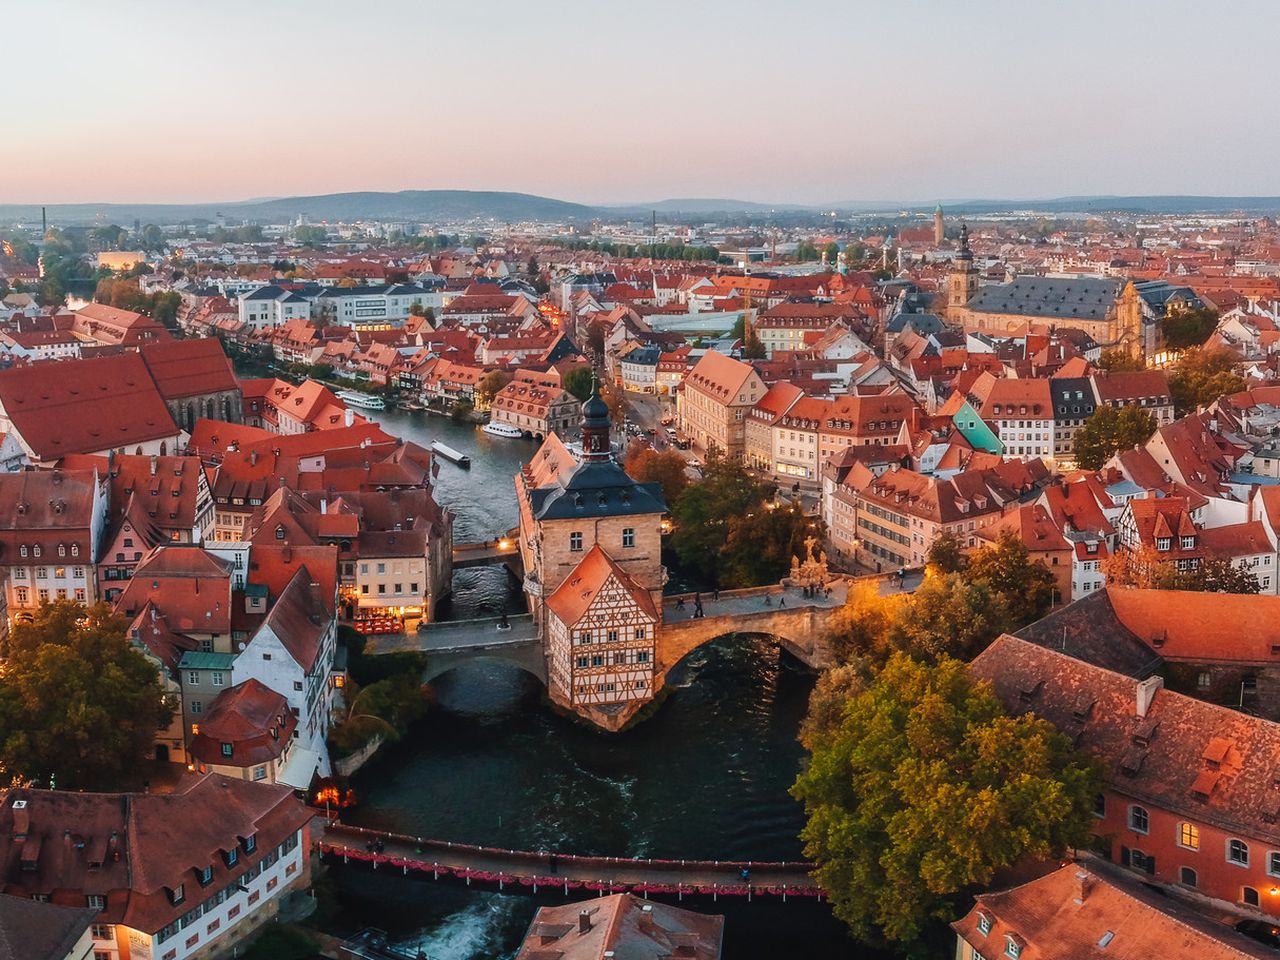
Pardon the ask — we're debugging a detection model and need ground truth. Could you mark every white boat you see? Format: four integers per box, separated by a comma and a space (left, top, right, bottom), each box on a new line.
336, 389, 386, 410
482, 421, 525, 439
430, 440, 471, 468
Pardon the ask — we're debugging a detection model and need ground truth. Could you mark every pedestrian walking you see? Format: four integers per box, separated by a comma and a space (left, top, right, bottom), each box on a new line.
779, 595, 786, 607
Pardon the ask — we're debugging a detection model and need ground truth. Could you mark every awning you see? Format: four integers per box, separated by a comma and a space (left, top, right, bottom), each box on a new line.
276, 746, 321, 790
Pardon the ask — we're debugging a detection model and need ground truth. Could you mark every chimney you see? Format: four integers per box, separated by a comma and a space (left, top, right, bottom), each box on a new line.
578, 910, 592, 934
319, 498, 327, 515
249, 451, 258, 466
11, 800, 28, 841
1074, 870, 1091, 904
1136, 675, 1163, 718
345, 408, 355, 427
149, 455, 157, 476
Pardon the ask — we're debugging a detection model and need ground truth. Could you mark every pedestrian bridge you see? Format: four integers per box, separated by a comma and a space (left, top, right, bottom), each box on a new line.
451, 534, 522, 571
317, 822, 821, 901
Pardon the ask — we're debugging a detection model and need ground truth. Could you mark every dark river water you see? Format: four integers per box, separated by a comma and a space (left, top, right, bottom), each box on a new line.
325, 407, 868, 959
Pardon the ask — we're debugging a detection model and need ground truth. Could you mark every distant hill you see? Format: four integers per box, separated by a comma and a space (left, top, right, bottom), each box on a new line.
604, 198, 811, 215
0, 190, 597, 226
843, 196, 1280, 216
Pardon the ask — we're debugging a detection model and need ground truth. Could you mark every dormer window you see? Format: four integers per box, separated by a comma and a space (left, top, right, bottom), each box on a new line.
197, 865, 214, 886
1180, 535, 1196, 549
32, 545, 40, 558
977, 911, 992, 936
221, 742, 233, 758
1156, 537, 1172, 552
223, 847, 238, 867
71, 544, 79, 557
19, 546, 26, 558
1005, 935, 1023, 959
242, 834, 257, 854
169, 884, 185, 905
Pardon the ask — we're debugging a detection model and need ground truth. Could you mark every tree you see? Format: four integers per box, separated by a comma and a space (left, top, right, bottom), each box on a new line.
792, 653, 1101, 946
925, 530, 965, 574
670, 458, 774, 584
1161, 307, 1219, 352
1073, 405, 1158, 470
563, 365, 594, 401
741, 324, 766, 359
720, 501, 822, 588
408, 302, 426, 317
1103, 548, 1262, 594
585, 324, 606, 357
823, 581, 901, 664
796, 240, 819, 262
139, 224, 165, 252
624, 445, 688, 504
798, 661, 868, 751
889, 572, 1008, 662
0, 601, 173, 789
822, 241, 841, 264
1167, 346, 1246, 415
1098, 349, 1145, 372
294, 225, 329, 246
476, 369, 512, 408
600, 379, 627, 424
964, 529, 1056, 626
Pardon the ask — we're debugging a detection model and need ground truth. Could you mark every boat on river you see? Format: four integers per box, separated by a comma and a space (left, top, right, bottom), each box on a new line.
481, 421, 525, 439
337, 389, 386, 410
430, 440, 471, 468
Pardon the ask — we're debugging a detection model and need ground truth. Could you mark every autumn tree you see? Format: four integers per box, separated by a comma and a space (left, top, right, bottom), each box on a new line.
798, 661, 869, 751
924, 530, 965, 574
624, 445, 688, 504
0, 601, 173, 789
1073, 404, 1157, 470
1097, 349, 1145, 372
792, 654, 1101, 947
600, 379, 627, 424
1167, 346, 1246, 415
823, 581, 901, 664
1103, 548, 1261, 594
476, 369, 512, 408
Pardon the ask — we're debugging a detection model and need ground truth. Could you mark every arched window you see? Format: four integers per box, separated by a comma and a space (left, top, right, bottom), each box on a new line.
1180, 866, 1197, 887
1128, 805, 1149, 834
1243, 886, 1260, 908
1228, 839, 1250, 866
19, 545, 27, 558
70, 544, 79, 557
1178, 822, 1199, 850
58, 545, 65, 558
32, 545, 40, 558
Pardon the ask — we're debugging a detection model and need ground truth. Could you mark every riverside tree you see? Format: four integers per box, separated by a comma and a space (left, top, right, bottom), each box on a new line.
792, 653, 1101, 947
1072, 405, 1158, 470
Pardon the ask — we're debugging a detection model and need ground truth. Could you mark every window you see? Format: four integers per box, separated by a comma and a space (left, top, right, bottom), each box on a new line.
1156, 537, 1171, 552
86, 895, 106, 911
243, 834, 257, 853
576, 656, 588, 668
92, 923, 112, 939
636, 627, 646, 640
253, 764, 267, 781
1228, 839, 1250, 866
211, 672, 224, 687
1093, 794, 1106, 818
1180, 866, 1197, 887
1005, 936, 1022, 959
1197, 672, 1211, 688
637, 651, 649, 663
1128, 805, 1149, 834
225, 846, 238, 866
622, 527, 635, 548
293, 681, 303, 691
977, 912, 992, 936
1244, 886, 1261, 908
198, 865, 213, 886
607, 630, 619, 643
1178, 822, 1199, 850
376, 563, 386, 574
569, 532, 583, 552
190, 700, 202, 714
221, 742, 233, 758
590, 655, 604, 667
1269, 851, 1280, 878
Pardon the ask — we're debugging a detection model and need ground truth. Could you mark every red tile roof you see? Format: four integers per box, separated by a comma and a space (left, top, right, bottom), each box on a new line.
545, 545, 658, 627
137, 338, 239, 401
190, 679, 295, 767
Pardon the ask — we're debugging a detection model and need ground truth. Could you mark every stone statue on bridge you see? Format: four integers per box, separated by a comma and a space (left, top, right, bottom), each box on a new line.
790, 537, 829, 597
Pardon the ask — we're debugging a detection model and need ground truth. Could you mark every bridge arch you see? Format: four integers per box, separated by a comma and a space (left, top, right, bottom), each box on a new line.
421, 647, 547, 686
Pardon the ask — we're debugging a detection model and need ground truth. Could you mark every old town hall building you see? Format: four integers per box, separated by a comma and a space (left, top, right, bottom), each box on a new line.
516, 381, 667, 729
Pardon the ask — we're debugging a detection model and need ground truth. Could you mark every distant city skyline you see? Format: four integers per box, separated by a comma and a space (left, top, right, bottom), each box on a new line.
10, 0, 1279, 205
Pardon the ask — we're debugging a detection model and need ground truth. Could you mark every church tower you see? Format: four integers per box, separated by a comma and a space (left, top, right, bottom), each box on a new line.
948, 222, 979, 315
933, 204, 944, 246
580, 375, 612, 461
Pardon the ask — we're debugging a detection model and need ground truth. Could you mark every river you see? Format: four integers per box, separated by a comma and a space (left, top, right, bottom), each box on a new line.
325, 407, 868, 958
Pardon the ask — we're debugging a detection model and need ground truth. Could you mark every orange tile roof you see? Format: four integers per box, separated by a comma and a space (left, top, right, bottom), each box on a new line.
545, 545, 658, 627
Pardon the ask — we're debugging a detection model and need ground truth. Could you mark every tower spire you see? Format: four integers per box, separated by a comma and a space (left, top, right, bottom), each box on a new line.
579, 372, 612, 461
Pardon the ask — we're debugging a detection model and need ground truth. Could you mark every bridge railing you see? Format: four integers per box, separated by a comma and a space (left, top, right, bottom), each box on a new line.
322, 822, 813, 874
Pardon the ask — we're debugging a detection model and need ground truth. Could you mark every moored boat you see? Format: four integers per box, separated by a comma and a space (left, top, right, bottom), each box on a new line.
481, 421, 525, 439
430, 440, 471, 468
336, 389, 386, 410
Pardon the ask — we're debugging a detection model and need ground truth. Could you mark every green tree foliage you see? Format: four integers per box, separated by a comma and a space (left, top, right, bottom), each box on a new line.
822, 241, 841, 264
551, 238, 719, 262
623, 445, 688, 505
795, 240, 819, 262
964, 530, 1056, 627
889, 573, 1008, 662
90, 224, 128, 249
1167, 346, 1247, 415
670, 459, 776, 585
210, 225, 264, 244
741, 324, 766, 359
1, 235, 39, 264
0, 601, 173, 789
92, 279, 183, 330
823, 582, 902, 664
791, 653, 1101, 946
924, 530, 964, 574
798, 661, 869, 751
1073, 405, 1158, 469
562, 365, 594, 401
139, 224, 166, 251
720, 500, 821, 588
1161, 307, 1219, 352
293, 225, 329, 246
328, 674, 427, 759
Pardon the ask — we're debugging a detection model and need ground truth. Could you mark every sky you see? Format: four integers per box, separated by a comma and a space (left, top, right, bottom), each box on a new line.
7, 0, 1280, 205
